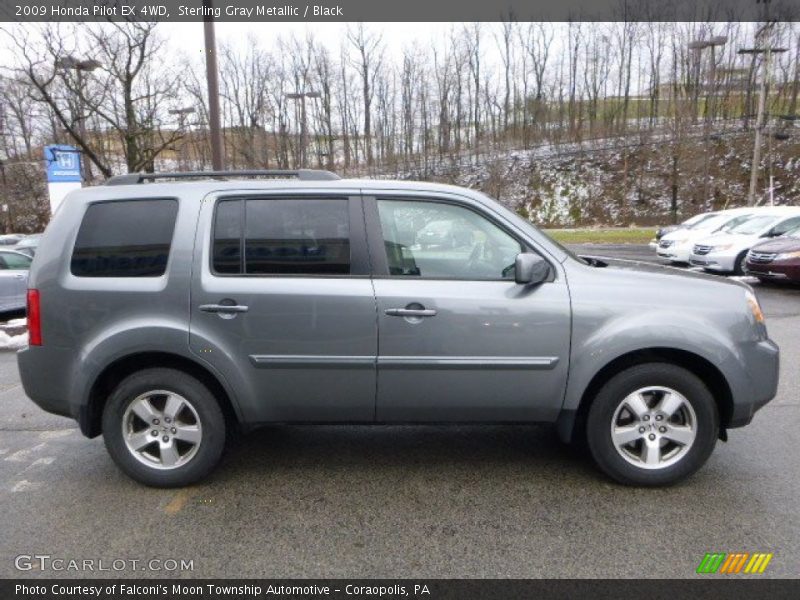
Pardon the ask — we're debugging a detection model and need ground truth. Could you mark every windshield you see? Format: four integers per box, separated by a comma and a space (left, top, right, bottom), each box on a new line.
783, 225, 800, 238
692, 213, 735, 232
728, 215, 777, 235
685, 213, 717, 229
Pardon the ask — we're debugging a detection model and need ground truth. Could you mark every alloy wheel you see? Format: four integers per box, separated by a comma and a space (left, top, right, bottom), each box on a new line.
609, 386, 697, 470
121, 390, 202, 470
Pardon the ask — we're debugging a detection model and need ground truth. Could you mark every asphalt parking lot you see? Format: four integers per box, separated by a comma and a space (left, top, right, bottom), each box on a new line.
1, 244, 798, 579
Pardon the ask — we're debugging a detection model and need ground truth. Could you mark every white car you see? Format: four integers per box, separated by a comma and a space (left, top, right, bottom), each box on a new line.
657, 208, 755, 263
650, 211, 720, 248
689, 208, 800, 274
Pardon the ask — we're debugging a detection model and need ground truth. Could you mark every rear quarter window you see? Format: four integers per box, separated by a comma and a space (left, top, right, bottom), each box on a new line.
71, 199, 179, 277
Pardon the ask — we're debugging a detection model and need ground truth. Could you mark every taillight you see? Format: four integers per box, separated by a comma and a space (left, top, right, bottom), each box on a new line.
27, 289, 42, 346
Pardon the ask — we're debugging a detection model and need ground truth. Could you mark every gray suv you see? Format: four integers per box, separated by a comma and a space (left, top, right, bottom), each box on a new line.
17, 170, 779, 487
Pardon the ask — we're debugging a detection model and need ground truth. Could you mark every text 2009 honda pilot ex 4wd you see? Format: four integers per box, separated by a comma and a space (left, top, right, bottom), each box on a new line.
18, 170, 779, 488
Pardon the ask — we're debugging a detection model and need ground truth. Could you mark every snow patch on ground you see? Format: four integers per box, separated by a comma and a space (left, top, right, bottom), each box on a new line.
0, 318, 27, 350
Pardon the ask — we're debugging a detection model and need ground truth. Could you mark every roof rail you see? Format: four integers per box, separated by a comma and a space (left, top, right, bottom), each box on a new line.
104, 169, 341, 186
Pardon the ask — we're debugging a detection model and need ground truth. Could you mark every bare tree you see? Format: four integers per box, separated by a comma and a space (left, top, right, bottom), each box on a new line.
347, 24, 384, 168
4, 22, 186, 177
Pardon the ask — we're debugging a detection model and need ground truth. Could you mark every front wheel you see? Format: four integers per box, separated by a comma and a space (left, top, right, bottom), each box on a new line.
734, 251, 748, 276
102, 368, 226, 487
586, 363, 718, 486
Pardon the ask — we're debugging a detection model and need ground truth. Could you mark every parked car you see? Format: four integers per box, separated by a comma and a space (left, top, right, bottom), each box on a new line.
653, 212, 719, 244
0, 249, 32, 312
18, 170, 779, 488
690, 208, 800, 274
657, 208, 754, 264
0, 234, 27, 246
12, 233, 41, 258
745, 225, 800, 284
415, 219, 475, 249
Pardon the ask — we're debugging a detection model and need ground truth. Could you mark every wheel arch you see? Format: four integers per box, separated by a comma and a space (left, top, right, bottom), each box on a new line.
83, 352, 241, 438
562, 347, 733, 444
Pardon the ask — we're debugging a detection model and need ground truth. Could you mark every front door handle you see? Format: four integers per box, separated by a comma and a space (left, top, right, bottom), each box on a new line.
199, 304, 249, 314
385, 308, 437, 317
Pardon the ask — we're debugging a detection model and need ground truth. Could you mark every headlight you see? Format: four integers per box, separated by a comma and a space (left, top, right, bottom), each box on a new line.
776, 250, 800, 260
745, 290, 765, 325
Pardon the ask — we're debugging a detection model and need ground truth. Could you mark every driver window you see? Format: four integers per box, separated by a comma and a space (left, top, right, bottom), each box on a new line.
377, 199, 523, 280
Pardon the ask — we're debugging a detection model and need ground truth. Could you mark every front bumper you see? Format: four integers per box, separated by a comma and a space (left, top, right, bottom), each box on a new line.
745, 261, 800, 283
689, 252, 737, 272
727, 338, 780, 428
657, 242, 693, 262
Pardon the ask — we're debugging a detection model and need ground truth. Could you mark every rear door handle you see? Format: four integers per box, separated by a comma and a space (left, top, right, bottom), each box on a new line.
385, 308, 437, 317
199, 304, 249, 313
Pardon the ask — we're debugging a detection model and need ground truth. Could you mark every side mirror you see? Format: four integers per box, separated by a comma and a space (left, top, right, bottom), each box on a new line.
514, 253, 550, 285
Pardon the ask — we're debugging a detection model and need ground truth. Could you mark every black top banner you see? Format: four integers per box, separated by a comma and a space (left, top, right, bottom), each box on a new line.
2, 0, 799, 22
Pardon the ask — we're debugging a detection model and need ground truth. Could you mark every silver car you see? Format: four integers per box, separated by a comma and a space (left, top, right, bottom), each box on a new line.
17, 170, 779, 487
0, 249, 32, 312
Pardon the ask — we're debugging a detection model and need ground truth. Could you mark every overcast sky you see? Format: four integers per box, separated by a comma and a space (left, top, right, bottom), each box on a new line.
0, 21, 510, 71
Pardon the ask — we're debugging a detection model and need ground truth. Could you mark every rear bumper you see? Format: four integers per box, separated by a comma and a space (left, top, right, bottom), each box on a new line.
17, 345, 77, 420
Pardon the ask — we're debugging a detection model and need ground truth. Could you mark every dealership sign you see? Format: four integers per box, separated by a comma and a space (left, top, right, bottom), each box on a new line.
44, 144, 82, 213
44, 144, 82, 182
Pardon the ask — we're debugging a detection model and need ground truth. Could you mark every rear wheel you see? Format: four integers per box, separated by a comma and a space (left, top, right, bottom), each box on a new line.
102, 368, 226, 487
586, 363, 718, 486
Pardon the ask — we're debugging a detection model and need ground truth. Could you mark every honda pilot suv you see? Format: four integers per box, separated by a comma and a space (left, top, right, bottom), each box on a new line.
18, 170, 779, 487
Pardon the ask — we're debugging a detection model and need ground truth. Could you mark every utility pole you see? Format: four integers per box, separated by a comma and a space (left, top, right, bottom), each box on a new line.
168, 107, 196, 170
203, 0, 224, 170
688, 36, 727, 205
286, 91, 321, 168
55, 56, 101, 182
739, 2, 788, 206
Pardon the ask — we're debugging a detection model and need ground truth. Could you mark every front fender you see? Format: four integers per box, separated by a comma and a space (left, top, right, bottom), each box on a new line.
562, 309, 745, 414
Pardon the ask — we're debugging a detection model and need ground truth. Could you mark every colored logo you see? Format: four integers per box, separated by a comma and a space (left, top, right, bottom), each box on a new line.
44, 144, 82, 183
696, 552, 773, 574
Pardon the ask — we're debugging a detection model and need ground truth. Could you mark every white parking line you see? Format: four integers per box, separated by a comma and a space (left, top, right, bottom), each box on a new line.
38, 430, 74, 440
11, 480, 43, 492
3, 442, 47, 462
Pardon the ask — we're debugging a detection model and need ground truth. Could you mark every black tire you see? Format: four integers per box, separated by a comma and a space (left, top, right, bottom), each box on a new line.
734, 251, 748, 276
586, 363, 718, 486
102, 368, 226, 487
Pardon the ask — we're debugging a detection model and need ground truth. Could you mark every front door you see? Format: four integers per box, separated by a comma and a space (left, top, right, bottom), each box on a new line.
368, 195, 571, 422
189, 193, 377, 422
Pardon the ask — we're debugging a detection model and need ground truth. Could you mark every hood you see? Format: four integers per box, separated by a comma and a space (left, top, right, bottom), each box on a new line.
577, 255, 749, 289
692, 232, 754, 247
661, 227, 710, 243
749, 236, 800, 253
656, 225, 680, 238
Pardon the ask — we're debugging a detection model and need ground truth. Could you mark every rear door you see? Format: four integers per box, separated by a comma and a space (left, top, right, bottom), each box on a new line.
189, 192, 378, 423
366, 193, 572, 422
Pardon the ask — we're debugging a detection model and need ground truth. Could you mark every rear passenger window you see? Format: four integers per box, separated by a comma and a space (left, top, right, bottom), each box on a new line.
212, 198, 351, 275
71, 199, 178, 277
